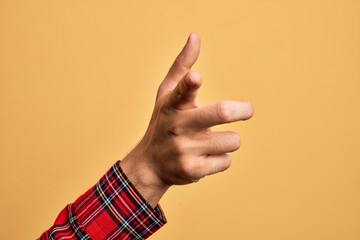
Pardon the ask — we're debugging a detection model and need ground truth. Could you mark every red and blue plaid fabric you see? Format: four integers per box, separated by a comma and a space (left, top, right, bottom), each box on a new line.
39, 161, 167, 240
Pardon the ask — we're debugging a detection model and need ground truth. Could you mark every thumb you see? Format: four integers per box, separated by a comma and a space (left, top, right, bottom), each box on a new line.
157, 32, 201, 99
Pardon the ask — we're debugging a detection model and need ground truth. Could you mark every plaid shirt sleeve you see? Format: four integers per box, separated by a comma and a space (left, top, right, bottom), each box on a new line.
39, 160, 167, 240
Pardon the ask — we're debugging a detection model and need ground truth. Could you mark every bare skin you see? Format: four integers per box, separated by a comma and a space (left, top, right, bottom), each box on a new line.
120, 32, 254, 208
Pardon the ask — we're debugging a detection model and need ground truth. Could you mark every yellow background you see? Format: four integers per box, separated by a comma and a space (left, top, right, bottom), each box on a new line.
1, 0, 359, 239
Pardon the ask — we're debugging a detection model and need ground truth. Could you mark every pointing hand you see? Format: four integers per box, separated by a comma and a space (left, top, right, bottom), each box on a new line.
121, 32, 254, 207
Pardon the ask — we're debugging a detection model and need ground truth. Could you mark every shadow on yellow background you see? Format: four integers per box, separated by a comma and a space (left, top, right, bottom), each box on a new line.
0, 0, 359, 239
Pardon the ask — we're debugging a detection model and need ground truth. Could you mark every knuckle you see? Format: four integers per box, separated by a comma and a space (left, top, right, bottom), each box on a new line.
217, 100, 234, 122
167, 126, 184, 136
179, 159, 194, 178
159, 106, 179, 125
179, 158, 204, 180
171, 137, 188, 155
172, 141, 183, 156
158, 99, 173, 115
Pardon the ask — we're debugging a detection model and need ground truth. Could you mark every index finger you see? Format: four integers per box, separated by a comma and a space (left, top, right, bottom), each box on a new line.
181, 100, 254, 130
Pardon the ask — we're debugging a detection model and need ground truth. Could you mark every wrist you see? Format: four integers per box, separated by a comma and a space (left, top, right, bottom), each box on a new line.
120, 143, 169, 208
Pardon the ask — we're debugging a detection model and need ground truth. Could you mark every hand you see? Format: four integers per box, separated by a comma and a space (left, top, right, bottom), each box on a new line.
120, 32, 254, 207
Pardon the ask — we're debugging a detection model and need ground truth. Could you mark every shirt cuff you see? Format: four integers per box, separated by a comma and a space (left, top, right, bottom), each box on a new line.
74, 160, 167, 240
